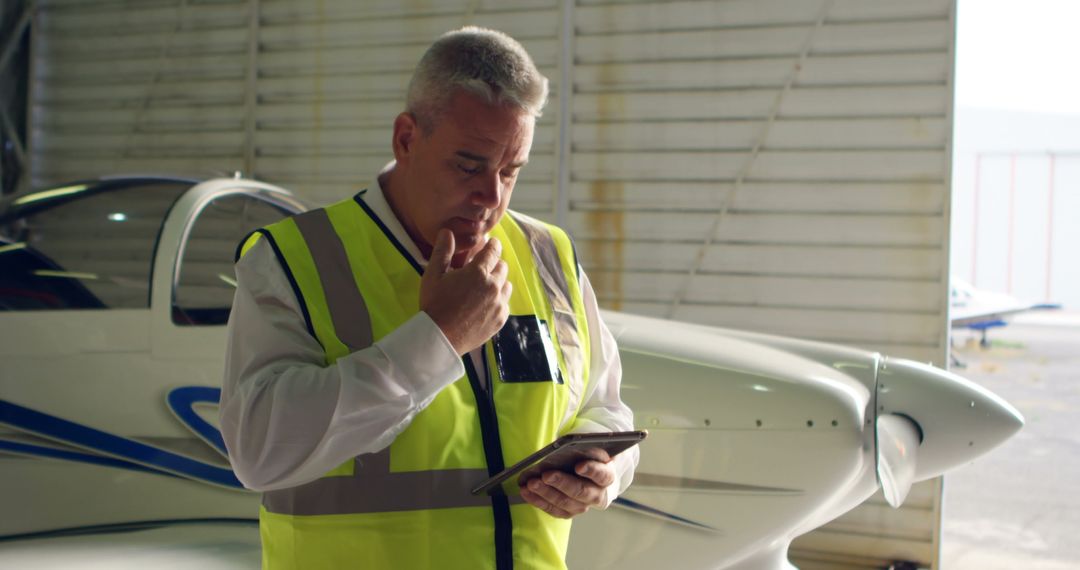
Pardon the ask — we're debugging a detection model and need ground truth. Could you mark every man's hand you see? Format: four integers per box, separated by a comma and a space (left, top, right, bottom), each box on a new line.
420, 229, 512, 355
519, 460, 615, 519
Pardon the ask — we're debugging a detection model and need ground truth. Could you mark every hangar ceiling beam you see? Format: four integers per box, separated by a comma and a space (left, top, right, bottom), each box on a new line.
0, 0, 34, 196
0, 2, 33, 73
0, 109, 26, 169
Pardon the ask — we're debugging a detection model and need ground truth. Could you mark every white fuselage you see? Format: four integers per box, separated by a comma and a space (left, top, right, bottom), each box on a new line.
0, 179, 1023, 569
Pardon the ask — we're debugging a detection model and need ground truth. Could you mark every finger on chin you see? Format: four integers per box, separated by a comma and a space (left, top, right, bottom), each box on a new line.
476, 237, 502, 271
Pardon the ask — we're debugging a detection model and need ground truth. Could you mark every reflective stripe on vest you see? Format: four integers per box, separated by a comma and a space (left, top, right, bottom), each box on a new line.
244, 191, 590, 570
292, 208, 373, 351
261, 447, 519, 516
509, 211, 589, 426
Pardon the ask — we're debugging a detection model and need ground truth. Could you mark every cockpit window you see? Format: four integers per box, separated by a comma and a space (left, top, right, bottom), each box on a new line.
173, 192, 294, 326
0, 181, 192, 310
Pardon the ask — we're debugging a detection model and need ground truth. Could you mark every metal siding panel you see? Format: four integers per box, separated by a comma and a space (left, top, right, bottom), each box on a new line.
39, 104, 246, 130
568, 211, 943, 246
256, 66, 559, 95
790, 479, 943, 567
29, 0, 562, 208
249, 6, 561, 205
289, 182, 370, 208
258, 39, 560, 72
36, 78, 248, 105
256, 126, 557, 154
34, 155, 243, 181
577, 242, 942, 280
751, 151, 947, 181
584, 272, 941, 312
255, 153, 554, 182
31, 0, 250, 187
575, 21, 950, 63
570, 181, 947, 214
576, 0, 827, 33
259, 0, 556, 21
38, 53, 247, 84
825, 502, 936, 537
573, 118, 948, 152
255, 100, 407, 125
36, 131, 244, 153
39, 2, 249, 32
258, 10, 559, 48
574, 85, 949, 121
611, 302, 942, 347
790, 528, 935, 566
575, 53, 947, 92
248, 4, 563, 206
572, 151, 946, 182
829, 0, 951, 21
284, 181, 554, 212
576, 0, 950, 33
569, 2, 954, 566
255, 97, 558, 122
37, 26, 248, 57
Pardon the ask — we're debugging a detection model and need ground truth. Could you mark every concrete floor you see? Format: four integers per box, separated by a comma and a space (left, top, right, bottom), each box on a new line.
941, 312, 1080, 570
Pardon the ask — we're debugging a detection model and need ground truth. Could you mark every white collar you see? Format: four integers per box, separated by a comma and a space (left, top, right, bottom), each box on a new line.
355, 170, 428, 268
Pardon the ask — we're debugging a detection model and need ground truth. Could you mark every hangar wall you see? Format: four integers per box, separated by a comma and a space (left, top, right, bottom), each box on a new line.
27, 0, 955, 568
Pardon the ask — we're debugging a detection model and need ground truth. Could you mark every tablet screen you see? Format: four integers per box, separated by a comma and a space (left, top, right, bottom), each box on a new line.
471, 430, 646, 496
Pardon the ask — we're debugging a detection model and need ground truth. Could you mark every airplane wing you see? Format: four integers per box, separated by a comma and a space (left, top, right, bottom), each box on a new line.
951, 303, 1043, 329
950, 279, 1060, 329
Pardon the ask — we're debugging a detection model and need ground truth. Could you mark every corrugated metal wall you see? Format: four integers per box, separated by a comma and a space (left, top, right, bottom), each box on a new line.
28, 0, 955, 567
31, 0, 562, 222
565, 3, 953, 567
569, 0, 953, 367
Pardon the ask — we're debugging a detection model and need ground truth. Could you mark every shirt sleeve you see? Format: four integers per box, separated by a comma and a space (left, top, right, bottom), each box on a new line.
569, 269, 639, 508
220, 238, 465, 492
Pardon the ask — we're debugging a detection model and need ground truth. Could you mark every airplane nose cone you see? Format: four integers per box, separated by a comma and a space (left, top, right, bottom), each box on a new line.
876, 358, 1024, 481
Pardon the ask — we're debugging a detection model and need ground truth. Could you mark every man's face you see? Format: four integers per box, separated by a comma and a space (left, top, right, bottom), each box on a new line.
392, 91, 535, 267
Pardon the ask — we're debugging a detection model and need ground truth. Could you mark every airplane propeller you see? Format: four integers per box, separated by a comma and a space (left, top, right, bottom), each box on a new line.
876, 413, 922, 508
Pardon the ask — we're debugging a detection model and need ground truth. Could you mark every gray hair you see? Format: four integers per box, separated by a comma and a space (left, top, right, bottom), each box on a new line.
406, 26, 549, 131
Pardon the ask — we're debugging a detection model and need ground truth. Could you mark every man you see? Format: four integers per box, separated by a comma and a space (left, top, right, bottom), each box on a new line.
221, 27, 637, 569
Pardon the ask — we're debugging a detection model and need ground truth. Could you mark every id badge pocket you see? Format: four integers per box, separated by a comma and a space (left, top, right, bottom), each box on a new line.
492, 315, 563, 384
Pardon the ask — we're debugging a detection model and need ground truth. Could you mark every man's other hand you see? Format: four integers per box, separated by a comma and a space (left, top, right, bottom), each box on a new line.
420, 228, 512, 355
519, 460, 615, 519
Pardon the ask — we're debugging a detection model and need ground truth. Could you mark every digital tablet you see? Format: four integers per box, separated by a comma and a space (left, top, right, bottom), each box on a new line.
471, 430, 647, 496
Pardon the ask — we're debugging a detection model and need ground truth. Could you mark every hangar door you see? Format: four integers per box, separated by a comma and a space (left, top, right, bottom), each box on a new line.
28, 0, 954, 568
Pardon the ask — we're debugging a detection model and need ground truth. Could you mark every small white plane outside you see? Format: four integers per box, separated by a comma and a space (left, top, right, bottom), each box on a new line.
950, 278, 1062, 347
0, 177, 1024, 569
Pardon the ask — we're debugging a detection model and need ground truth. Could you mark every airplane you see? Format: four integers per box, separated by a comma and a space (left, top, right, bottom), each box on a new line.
0, 176, 1024, 569
950, 278, 1062, 348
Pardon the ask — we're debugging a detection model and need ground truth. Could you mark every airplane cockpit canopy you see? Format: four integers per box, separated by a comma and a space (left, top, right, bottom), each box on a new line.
0, 177, 197, 312
0, 177, 300, 321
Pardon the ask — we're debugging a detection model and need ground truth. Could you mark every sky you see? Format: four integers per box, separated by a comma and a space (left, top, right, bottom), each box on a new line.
956, 0, 1080, 114
950, 0, 1080, 307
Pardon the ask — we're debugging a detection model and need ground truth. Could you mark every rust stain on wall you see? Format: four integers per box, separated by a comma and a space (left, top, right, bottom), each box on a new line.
586, 181, 624, 311
583, 75, 626, 311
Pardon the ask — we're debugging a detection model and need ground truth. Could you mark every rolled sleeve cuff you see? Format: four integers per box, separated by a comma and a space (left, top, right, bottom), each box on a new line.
374, 311, 465, 404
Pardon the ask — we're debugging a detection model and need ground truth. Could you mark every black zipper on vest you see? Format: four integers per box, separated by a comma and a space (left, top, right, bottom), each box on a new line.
355, 192, 513, 568
465, 353, 514, 570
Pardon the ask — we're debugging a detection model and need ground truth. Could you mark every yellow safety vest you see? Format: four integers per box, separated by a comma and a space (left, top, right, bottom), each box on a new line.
237, 190, 592, 570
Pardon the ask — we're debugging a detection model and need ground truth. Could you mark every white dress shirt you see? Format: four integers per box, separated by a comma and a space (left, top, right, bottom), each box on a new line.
221, 180, 637, 507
